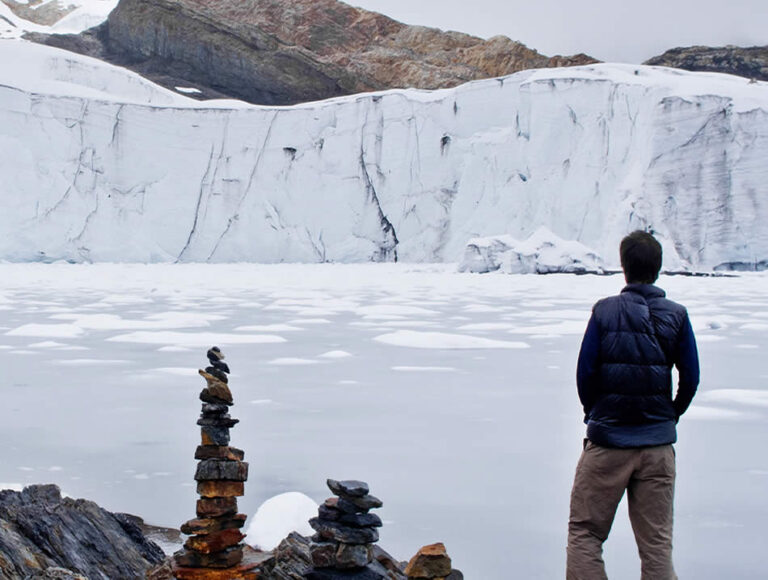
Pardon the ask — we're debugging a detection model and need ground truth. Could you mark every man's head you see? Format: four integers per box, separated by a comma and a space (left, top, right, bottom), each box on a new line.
620, 231, 662, 284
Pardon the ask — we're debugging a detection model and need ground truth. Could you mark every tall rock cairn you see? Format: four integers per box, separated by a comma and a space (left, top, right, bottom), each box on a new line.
173, 347, 250, 577
307, 479, 384, 577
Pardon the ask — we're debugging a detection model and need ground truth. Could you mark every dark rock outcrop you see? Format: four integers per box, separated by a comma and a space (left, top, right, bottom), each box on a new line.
26, 0, 597, 105
0, 484, 165, 579
645, 45, 768, 81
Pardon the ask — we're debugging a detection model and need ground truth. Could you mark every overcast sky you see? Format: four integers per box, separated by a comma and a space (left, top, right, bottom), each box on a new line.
351, 0, 766, 64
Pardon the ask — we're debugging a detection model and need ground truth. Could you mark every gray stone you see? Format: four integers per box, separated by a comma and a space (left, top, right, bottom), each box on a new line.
309, 518, 378, 545
336, 543, 372, 569
327, 480, 369, 498
310, 541, 338, 568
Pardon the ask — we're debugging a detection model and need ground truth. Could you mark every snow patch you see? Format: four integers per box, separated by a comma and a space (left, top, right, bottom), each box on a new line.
246, 492, 318, 551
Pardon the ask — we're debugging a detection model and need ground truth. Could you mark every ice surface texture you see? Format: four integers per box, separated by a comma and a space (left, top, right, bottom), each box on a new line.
1, 41, 767, 269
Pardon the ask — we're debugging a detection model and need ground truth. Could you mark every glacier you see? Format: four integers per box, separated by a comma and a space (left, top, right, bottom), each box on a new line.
1, 40, 767, 268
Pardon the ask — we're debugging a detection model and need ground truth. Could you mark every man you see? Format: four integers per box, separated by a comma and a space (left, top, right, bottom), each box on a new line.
566, 231, 699, 580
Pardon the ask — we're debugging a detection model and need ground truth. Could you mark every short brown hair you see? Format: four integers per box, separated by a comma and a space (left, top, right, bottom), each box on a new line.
620, 231, 662, 283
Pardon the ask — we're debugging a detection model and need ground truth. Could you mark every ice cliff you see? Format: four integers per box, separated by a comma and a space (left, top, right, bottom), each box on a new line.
1, 41, 767, 269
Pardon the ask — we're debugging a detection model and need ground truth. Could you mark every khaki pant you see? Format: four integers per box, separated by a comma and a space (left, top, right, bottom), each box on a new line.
566, 441, 677, 580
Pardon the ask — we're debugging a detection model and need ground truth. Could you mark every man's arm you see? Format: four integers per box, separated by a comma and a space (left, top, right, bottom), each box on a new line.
576, 313, 600, 422
673, 314, 700, 419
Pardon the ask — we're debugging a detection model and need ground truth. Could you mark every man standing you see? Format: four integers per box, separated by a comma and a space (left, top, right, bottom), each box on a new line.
566, 231, 699, 580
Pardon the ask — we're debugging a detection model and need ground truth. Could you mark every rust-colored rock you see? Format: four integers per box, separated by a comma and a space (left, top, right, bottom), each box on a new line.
184, 529, 246, 554
172, 546, 273, 579
405, 543, 452, 579
196, 481, 245, 498
197, 497, 239, 518
173, 545, 245, 569
95, 0, 597, 106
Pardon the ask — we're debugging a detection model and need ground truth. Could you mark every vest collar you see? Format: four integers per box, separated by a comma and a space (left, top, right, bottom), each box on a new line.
621, 283, 666, 299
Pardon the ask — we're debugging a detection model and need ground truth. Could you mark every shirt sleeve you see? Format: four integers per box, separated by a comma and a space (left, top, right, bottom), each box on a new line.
672, 314, 700, 419
576, 313, 600, 422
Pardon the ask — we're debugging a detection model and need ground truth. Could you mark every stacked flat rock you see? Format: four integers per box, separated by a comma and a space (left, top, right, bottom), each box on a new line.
173, 347, 255, 579
307, 479, 384, 577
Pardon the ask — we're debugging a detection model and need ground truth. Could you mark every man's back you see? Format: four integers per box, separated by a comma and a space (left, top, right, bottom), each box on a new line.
577, 283, 698, 448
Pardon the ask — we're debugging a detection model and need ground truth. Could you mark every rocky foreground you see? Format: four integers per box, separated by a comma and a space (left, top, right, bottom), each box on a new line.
26, 0, 596, 105
0, 484, 165, 579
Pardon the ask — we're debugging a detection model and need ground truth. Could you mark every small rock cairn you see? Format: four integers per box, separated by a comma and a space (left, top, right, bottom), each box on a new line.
172, 347, 252, 579
405, 543, 462, 580
307, 479, 384, 576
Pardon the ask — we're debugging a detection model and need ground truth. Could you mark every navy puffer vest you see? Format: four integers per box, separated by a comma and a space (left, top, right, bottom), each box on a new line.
587, 284, 688, 446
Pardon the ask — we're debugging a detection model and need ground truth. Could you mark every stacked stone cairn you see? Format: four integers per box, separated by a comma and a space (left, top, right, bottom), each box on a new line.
172, 347, 254, 579
306, 479, 385, 577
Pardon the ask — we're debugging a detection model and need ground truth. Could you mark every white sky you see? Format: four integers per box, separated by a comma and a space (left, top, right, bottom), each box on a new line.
351, 0, 767, 64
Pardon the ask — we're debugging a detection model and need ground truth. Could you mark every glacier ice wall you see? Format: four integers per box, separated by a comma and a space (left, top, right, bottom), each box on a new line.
1, 43, 767, 269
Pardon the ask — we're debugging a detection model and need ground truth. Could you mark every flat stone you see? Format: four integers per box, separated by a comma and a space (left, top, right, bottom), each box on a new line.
339, 512, 382, 529
184, 529, 245, 554
327, 480, 369, 498
325, 497, 364, 515
172, 545, 271, 578
197, 415, 239, 428
310, 541, 338, 568
347, 494, 382, 511
180, 514, 247, 535
195, 446, 245, 461
173, 545, 244, 569
404, 543, 451, 578
201, 426, 230, 446
309, 518, 378, 545
201, 403, 230, 415
318, 505, 382, 528
336, 543, 372, 569
197, 497, 239, 518
329, 495, 382, 513
195, 460, 249, 482
197, 481, 245, 498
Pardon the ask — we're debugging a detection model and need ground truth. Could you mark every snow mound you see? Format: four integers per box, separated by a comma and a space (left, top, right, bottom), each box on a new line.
459, 228, 605, 275
246, 492, 318, 551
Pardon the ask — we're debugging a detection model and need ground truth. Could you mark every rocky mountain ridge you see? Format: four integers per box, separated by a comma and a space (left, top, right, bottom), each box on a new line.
22, 0, 597, 105
645, 45, 768, 82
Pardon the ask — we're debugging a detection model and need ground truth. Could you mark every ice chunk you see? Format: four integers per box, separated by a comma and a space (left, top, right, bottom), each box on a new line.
459, 228, 605, 275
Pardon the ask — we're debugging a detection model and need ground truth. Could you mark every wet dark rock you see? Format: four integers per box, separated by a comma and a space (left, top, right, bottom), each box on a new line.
309, 518, 379, 545
327, 480, 369, 498
0, 484, 164, 580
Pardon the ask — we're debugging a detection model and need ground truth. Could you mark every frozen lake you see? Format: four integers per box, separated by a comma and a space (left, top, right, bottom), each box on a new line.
1, 263, 766, 579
